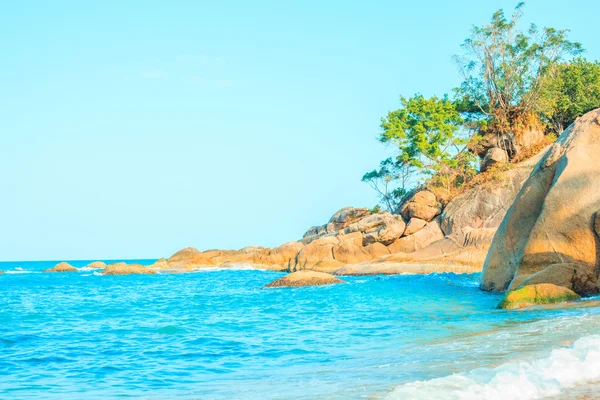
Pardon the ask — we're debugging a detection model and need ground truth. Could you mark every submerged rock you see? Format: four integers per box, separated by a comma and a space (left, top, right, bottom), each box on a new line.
263, 270, 345, 288
44, 262, 78, 273
85, 261, 107, 269
0, 270, 3, 274
102, 263, 156, 276
482, 108, 600, 293
497, 283, 580, 310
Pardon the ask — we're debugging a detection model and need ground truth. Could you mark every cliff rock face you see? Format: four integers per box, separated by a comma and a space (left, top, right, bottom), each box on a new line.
481, 108, 600, 295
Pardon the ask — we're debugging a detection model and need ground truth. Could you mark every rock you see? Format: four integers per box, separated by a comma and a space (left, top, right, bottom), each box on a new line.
497, 283, 580, 310
263, 270, 345, 288
294, 236, 340, 270
510, 262, 599, 296
0, 270, 3, 274
239, 246, 265, 254
168, 247, 203, 263
329, 207, 371, 224
301, 207, 370, 243
364, 242, 390, 258
375, 216, 407, 245
44, 262, 78, 273
440, 155, 542, 237
85, 261, 107, 269
311, 259, 346, 272
102, 263, 157, 275
332, 235, 371, 265
404, 218, 427, 236
387, 217, 445, 254
400, 191, 440, 222
149, 258, 169, 269
260, 241, 304, 268
473, 125, 545, 161
481, 147, 508, 172
482, 109, 600, 292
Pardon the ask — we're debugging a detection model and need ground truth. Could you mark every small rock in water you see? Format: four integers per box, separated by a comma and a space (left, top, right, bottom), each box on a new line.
497, 283, 580, 310
43, 262, 78, 273
263, 270, 345, 288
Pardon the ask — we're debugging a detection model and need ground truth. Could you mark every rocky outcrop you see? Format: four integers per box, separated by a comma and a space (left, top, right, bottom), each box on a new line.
301, 207, 371, 244
102, 263, 157, 275
44, 262, 78, 273
481, 109, 600, 295
85, 261, 106, 269
263, 271, 345, 288
0, 270, 3, 274
497, 283, 580, 310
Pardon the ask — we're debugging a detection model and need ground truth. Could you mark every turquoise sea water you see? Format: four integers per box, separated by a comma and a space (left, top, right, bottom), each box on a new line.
2, 261, 600, 399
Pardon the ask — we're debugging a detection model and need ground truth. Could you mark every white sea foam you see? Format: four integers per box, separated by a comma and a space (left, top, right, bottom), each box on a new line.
5, 269, 38, 274
387, 334, 600, 400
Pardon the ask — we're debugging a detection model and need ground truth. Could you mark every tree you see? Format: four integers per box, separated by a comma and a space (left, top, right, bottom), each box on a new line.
454, 2, 583, 133
362, 157, 414, 212
538, 57, 600, 133
379, 94, 474, 193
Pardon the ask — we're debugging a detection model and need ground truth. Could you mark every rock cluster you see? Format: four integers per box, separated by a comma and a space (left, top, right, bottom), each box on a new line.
102, 263, 156, 276
482, 109, 600, 297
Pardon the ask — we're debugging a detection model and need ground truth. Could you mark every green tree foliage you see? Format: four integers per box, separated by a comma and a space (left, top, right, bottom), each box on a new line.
361, 157, 413, 212
378, 95, 475, 193
539, 58, 600, 133
454, 2, 583, 132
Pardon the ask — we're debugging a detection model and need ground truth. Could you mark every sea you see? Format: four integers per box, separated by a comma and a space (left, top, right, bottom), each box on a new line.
2, 260, 600, 399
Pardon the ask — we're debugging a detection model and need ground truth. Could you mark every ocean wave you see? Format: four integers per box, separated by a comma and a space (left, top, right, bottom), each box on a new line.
387, 334, 600, 400
5, 269, 39, 274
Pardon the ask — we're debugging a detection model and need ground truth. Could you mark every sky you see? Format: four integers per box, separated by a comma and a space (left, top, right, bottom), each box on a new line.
1, 0, 598, 261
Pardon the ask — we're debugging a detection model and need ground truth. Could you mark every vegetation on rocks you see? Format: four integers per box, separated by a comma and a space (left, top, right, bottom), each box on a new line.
364, 2, 600, 207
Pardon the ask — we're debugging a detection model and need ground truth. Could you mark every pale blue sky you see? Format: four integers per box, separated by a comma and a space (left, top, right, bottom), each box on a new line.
1, 1, 597, 261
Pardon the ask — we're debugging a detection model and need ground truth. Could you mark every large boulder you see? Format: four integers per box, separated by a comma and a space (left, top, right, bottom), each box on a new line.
294, 236, 340, 270
44, 262, 78, 273
387, 217, 445, 254
332, 233, 372, 265
509, 262, 599, 296
481, 147, 508, 172
403, 218, 427, 236
497, 283, 580, 310
263, 270, 345, 288
482, 109, 600, 293
400, 191, 440, 222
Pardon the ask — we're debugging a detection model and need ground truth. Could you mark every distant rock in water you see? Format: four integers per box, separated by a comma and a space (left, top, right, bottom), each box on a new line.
44, 262, 78, 273
85, 261, 107, 269
481, 108, 600, 296
102, 263, 156, 275
0, 270, 3, 274
263, 271, 345, 288
497, 283, 580, 310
